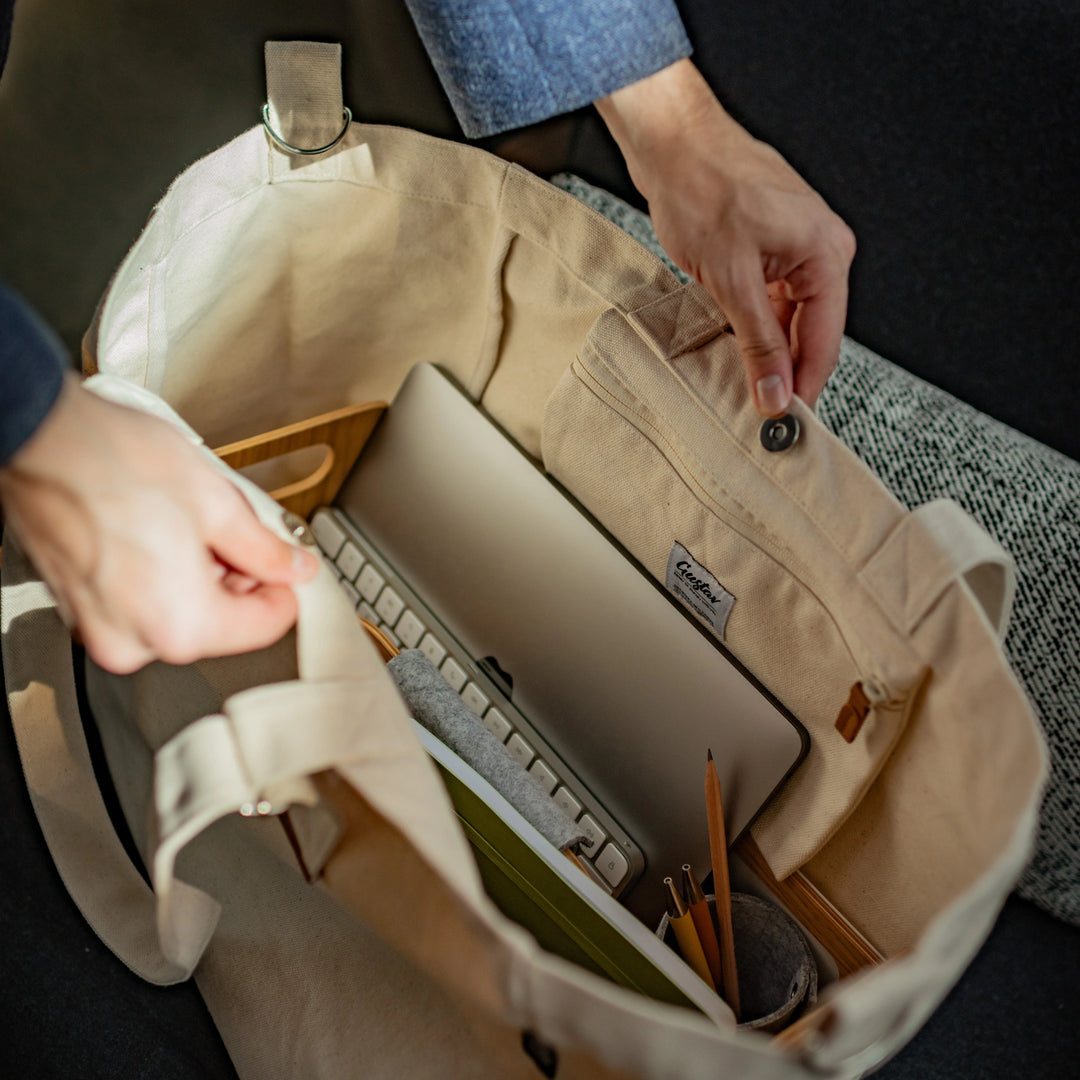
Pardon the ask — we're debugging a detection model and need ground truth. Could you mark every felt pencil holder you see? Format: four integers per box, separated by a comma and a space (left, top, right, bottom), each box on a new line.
656, 893, 818, 1033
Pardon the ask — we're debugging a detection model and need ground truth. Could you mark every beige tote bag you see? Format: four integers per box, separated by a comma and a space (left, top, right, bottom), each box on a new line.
1, 40, 1046, 1079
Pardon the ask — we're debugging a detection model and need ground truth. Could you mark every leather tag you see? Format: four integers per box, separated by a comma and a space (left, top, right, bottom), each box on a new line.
836, 682, 872, 743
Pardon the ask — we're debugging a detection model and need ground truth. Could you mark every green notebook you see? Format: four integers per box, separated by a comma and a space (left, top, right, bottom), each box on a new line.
414, 723, 727, 1023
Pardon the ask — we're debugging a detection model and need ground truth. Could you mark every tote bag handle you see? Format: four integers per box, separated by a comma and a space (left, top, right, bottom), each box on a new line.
859, 498, 1017, 643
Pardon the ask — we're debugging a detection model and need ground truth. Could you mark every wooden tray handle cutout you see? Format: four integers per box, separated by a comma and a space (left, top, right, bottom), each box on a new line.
214, 401, 387, 518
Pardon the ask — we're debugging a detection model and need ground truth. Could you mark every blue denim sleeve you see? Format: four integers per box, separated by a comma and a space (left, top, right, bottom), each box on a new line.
0, 283, 68, 466
403, 0, 692, 137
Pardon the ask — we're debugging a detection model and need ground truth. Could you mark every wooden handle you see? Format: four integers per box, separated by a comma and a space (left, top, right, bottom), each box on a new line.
214, 401, 386, 518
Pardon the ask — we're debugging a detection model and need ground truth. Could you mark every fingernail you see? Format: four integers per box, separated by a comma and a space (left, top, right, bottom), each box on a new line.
292, 547, 318, 578
756, 374, 790, 416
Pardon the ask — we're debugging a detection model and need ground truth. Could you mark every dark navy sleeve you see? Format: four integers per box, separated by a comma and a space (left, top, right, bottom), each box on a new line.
0, 283, 68, 466
1, 0, 13, 76
1, 6, 66, 466
403, 0, 692, 138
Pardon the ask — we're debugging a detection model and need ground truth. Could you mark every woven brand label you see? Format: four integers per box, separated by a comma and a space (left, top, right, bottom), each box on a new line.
665, 542, 735, 640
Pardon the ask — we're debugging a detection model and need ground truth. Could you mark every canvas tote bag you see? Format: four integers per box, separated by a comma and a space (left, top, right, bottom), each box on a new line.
1, 41, 1047, 1079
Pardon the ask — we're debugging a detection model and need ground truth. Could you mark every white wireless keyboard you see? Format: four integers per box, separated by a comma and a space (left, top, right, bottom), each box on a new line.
310, 506, 645, 896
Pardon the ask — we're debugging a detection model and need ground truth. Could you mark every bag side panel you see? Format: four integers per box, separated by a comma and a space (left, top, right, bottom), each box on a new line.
805, 580, 1046, 954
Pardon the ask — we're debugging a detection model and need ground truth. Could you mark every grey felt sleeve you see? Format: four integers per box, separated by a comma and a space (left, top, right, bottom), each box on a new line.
387, 649, 586, 852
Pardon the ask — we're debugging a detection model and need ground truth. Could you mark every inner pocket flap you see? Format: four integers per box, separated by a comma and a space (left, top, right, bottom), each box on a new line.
541, 335, 928, 879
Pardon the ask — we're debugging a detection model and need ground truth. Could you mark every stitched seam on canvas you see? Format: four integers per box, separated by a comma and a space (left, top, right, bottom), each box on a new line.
574, 358, 757, 527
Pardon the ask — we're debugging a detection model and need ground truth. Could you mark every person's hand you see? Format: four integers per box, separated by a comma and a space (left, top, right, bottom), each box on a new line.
0, 377, 318, 674
596, 59, 855, 414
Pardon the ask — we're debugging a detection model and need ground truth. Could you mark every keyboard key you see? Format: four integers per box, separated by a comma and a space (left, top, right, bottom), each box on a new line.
357, 602, 379, 626
482, 707, 512, 742
357, 564, 386, 604
381, 624, 401, 649
528, 759, 558, 796
440, 657, 467, 693
310, 511, 345, 558
552, 787, 583, 822
395, 609, 425, 650
336, 541, 365, 582
461, 682, 490, 718
577, 813, 606, 857
341, 581, 361, 608
505, 733, 534, 770
374, 586, 405, 627
595, 842, 630, 887
418, 633, 447, 669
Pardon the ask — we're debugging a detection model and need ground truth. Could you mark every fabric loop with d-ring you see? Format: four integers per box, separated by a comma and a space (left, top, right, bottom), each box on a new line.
261, 103, 352, 156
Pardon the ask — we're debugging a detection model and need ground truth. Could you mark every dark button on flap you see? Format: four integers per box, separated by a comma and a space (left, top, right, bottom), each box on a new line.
760, 414, 800, 452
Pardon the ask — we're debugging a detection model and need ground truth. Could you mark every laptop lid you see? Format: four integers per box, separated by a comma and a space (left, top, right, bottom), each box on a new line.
337, 362, 806, 915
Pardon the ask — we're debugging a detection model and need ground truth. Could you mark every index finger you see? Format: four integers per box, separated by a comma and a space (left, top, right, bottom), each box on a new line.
703, 256, 794, 416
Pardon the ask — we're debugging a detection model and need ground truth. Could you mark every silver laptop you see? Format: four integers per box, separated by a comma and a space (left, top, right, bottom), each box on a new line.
329, 362, 807, 918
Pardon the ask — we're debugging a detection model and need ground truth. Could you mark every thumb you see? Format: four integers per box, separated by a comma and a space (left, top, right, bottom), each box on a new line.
206, 484, 319, 585
706, 262, 794, 416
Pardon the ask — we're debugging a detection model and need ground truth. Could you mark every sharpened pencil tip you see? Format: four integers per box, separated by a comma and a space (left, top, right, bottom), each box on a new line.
707, 748, 713, 762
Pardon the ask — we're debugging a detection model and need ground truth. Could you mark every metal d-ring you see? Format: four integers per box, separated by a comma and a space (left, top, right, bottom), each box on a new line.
261, 103, 352, 156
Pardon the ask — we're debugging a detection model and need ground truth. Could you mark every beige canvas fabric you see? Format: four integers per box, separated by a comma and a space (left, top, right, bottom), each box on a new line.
539, 296, 1041, 935
0, 375, 1045, 1079
1, 40, 1048, 1079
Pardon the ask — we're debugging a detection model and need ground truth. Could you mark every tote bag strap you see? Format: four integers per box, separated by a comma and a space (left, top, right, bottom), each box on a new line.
1, 533, 199, 984
0, 534, 410, 984
262, 40, 348, 156
146, 547, 484, 972
0, 376, 230, 984
859, 498, 1017, 643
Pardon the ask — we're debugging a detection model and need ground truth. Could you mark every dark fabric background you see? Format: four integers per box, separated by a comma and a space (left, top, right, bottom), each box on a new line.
0, 0, 12, 73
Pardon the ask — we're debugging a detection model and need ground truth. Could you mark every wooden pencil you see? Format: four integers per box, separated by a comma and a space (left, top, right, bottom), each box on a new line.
706, 749, 741, 1020
681, 863, 723, 990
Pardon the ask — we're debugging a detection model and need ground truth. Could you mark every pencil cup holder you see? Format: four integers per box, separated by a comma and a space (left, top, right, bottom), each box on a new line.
656, 892, 817, 1033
